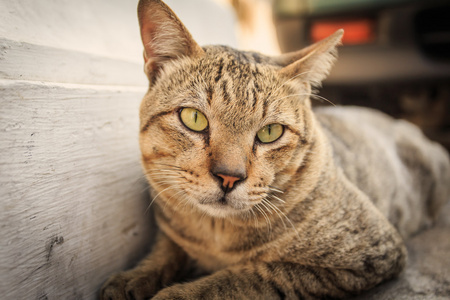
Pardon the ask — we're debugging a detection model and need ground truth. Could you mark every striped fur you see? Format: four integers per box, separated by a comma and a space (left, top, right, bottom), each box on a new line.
101, 1, 450, 299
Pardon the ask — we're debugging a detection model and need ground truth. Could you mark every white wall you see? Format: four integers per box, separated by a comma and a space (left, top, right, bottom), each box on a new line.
0, 0, 237, 299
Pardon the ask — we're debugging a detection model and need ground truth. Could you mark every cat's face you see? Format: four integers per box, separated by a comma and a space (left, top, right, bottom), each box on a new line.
137, 0, 342, 219
140, 47, 311, 218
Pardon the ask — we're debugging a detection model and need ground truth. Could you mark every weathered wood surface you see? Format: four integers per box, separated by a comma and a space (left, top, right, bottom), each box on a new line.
0, 80, 153, 299
0, 38, 147, 86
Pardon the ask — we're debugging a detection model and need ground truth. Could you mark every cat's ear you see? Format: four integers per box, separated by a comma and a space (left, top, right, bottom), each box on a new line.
277, 29, 343, 87
138, 0, 205, 81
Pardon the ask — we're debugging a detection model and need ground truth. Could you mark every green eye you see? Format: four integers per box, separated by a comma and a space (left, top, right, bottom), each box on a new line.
180, 108, 208, 132
257, 124, 284, 143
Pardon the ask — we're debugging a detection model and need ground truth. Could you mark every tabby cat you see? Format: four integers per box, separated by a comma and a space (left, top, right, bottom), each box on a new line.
101, 0, 450, 299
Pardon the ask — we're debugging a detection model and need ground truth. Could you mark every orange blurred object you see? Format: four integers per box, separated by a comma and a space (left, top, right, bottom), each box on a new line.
311, 19, 375, 45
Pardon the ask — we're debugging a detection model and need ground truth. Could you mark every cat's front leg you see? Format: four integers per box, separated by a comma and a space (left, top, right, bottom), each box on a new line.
152, 254, 406, 300
100, 231, 188, 300
151, 264, 280, 300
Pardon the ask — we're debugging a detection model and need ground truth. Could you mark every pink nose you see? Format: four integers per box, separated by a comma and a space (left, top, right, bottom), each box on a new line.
216, 174, 241, 189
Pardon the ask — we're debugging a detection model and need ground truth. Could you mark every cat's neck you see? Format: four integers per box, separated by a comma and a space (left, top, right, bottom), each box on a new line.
276, 113, 330, 216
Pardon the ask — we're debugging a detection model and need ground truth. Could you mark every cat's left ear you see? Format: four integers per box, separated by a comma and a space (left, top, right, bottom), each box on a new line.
138, 0, 205, 82
276, 29, 344, 87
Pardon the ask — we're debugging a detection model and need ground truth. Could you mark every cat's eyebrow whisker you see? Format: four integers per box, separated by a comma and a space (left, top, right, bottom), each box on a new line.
270, 71, 311, 97
269, 93, 311, 104
310, 94, 336, 107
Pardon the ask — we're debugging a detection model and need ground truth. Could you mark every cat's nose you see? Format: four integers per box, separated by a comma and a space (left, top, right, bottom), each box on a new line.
214, 172, 246, 193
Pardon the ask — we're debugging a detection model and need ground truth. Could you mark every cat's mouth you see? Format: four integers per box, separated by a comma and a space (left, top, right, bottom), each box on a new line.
196, 194, 254, 218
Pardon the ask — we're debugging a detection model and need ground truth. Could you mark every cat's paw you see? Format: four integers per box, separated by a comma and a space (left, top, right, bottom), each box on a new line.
100, 272, 131, 300
152, 284, 189, 300
100, 271, 160, 300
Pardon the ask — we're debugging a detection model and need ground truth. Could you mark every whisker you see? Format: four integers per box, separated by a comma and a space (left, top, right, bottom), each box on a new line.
164, 187, 186, 201
250, 208, 259, 228
199, 209, 209, 224
146, 172, 182, 176
173, 189, 194, 212
152, 180, 182, 186
268, 185, 284, 194
263, 199, 287, 231
268, 92, 336, 107
138, 183, 152, 194
259, 200, 274, 215
270, 71, 311, 97
151, 163, 182, 169
166, 189, 186, 201
145, 185, 179, 215
268, 194, 286, 204
141, 171, 181, 179
144, 169, 182, 173
147, 175, 184, 180
181, 193, 196, 211
310, 94, 336, 106
254, 204, 272, 234
267, 199, 300, 239
269, 93, 311, 104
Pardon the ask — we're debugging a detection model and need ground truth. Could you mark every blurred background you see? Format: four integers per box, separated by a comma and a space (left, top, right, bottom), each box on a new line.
225, 0, 450, 149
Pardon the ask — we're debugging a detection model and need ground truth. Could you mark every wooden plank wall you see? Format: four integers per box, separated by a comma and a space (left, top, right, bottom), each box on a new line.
0, 0, 237, 299
0, 1, 151, 299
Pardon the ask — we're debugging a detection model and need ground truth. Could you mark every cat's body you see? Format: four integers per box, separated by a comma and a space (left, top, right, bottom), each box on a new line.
101, 1, 450, 299
317, 106, 448, 239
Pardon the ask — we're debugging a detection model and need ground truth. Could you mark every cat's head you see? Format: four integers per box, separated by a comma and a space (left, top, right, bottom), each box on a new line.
137, 0, 342, 219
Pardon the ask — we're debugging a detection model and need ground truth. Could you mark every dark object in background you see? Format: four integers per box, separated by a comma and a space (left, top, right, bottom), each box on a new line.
274, 0, 450, 149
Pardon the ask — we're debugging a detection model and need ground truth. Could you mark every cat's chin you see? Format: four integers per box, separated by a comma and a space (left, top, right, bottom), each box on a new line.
197, 200, 252, 219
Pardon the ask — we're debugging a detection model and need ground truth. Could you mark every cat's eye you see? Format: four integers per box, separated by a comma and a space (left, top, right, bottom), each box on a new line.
180, 108, 208, 132
257, 124, 284, 143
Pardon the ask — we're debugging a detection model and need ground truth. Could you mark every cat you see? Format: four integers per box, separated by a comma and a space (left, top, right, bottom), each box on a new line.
100, 0, 450, 299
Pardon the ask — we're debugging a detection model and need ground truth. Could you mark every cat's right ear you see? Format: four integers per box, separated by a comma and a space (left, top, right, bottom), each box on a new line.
138, 0, 205, 82
276, 29, 343, 87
